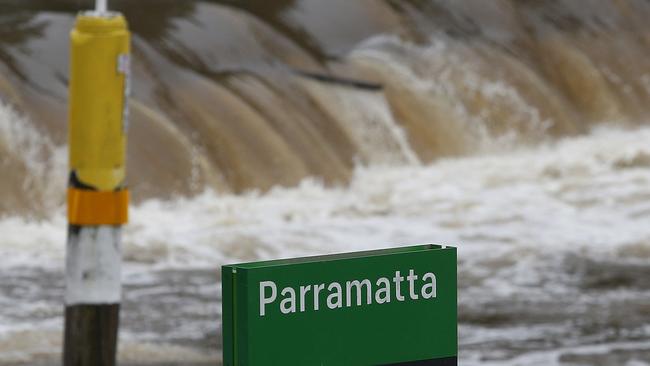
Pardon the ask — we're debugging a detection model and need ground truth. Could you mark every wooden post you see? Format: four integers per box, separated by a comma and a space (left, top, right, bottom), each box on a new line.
64, 304, 120, 365
64, 4, 130, 365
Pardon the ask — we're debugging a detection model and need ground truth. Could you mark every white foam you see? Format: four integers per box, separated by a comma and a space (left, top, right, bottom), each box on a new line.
350, 36, 562, 149
0, 101, 67, 214
0, 126, 648, 270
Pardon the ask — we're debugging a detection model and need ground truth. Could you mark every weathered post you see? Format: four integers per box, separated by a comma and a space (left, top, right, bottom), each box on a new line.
64, 0, 130, 365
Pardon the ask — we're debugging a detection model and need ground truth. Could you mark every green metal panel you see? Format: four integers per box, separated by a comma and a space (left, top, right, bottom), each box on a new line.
222, 244, 457, 366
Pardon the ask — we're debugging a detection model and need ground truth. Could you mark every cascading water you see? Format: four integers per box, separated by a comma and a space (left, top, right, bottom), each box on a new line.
1, 0, 650, 365
3, 0, 650, 210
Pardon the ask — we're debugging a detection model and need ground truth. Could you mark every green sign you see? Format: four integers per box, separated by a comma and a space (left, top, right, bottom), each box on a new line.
222, 244, 457, 366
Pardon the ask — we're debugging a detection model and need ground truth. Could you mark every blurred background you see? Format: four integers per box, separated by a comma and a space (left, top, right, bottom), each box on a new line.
1, 0, 650, 364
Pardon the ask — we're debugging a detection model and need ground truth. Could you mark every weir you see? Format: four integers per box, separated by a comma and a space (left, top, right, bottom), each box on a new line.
1, 0, 650, 216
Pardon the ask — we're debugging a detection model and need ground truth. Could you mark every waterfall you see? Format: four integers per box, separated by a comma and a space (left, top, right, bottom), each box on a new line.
1, 0, 649, 215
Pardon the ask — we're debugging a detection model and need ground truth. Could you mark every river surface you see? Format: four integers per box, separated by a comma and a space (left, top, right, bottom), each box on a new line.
1, 126, 649, 365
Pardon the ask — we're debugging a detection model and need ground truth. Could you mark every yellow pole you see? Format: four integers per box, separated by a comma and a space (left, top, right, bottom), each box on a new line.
64, 9, 130, 366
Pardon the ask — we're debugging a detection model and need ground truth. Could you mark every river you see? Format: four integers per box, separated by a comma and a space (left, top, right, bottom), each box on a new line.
1, 1, 649, 365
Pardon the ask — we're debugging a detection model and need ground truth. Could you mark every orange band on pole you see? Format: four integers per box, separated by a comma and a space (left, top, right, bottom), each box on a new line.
67, 188, 129, 226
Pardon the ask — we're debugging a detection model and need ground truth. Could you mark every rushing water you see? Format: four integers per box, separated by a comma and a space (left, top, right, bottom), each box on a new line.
1, 0, 650, 365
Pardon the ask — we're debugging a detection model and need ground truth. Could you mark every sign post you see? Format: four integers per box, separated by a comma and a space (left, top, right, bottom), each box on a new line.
222, 245, 457, 366
64, 1, 130, 365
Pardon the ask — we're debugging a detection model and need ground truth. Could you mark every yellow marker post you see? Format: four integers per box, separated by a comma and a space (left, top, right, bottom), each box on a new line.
64, 4, 130, 366
69, 13, 129, 191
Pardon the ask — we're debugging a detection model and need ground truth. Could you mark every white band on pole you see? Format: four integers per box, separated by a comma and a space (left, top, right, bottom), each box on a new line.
65, 226, 122, 305
96, 0, 108, 13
